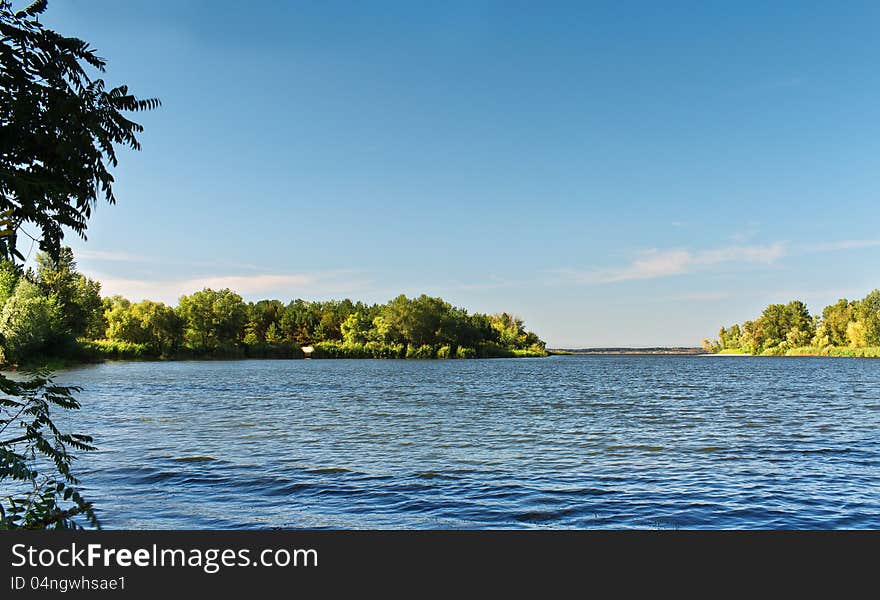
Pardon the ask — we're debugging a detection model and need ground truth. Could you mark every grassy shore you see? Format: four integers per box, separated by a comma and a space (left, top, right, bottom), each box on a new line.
710, 346, 880, 358
783, 346, 880, 358
3, 339, 549, 368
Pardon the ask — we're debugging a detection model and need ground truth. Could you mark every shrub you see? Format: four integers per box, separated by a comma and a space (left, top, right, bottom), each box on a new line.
0, 280, 63, 362
436, 345, 453, 359
364, 341, 405, 358
312, 340, 344, 358
456, 346, 476, 359
312, 341, 412, 359
476, 342, 514, 358
244, 342, 303, 359
784, 346, 823, 356
511, 347, 549, 357
760, 344, 786, 356
340, 343, 370, 359
825, 346, 880, 358
80, 339, 153, 360
311, 341, 367, 359
406, 344, 435, 359
782, 346, 880, 358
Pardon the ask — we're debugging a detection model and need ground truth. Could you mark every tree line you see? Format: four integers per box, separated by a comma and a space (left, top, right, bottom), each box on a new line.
0, 248, 547, 364
704, 290, 880, 357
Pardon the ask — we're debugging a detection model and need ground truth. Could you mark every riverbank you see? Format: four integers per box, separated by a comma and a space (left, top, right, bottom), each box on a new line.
7, 339, 549, 370
708, 346, 880, 358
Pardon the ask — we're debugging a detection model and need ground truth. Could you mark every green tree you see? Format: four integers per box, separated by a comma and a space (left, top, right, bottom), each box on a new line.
341, 311, 372, 345
381, 294, 450, 347
0, 278, 61, 361
719, 324, 742, 350
313, 300, 349, 341
369, 315, 395, 343
818, 299, 855, 347
755, 301, 814, 352
846, 320, 867, 348
103, 295, 141, 342
35, 248, 103, 338
279, 299, 319, 345
739, 319, 764, 354
758, 304, 787, 349
177, 291, 214, 351
0, 260, 19, 305
244, 299, 284, 345
264, 322, 283, 345
141, 301, 184, 355
105, 297, 182, 355
707, 293, 880, 354
786, 326, 812, 348
854, 289, 880, 346
784, 301, 815, 340
177, 288, 247, 352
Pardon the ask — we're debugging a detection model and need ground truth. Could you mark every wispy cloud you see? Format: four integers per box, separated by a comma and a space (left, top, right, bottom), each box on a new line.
592, 248, 693, 282
695, 244, 786, 265
800, 239, 880, 253
74, 249, 146, 262
70, 247, 265, 272
426, 278, 534, 293
91, 271, 372, 304
555, 243, 786, 284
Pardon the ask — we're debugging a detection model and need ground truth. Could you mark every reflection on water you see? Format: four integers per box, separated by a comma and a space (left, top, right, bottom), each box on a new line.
54, 356, 880, 529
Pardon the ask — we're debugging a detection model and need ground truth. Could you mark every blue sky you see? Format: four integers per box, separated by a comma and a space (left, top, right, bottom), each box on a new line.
36, 0, 880, 346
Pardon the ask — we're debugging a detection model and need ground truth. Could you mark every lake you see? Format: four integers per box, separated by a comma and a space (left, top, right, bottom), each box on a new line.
54, 355, 879, 529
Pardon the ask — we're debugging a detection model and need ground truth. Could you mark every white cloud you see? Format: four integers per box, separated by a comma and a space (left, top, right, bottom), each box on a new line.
693, 244, 785, 265
91, 271, 371, 304
801, 239, 880, 253
71, 247, 265, 272
556, 242, 786, 284
184, 274, 314, 294
595, 248, 693, 282
75, 249, 146, 262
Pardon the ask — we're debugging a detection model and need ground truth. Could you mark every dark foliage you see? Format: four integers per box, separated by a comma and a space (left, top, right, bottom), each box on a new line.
0, 369, 97, 529
0, 1, 158, 529
0, 0, 159, 260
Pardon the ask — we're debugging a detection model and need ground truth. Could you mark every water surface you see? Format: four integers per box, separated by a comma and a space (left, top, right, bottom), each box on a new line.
54, 356, 880, 529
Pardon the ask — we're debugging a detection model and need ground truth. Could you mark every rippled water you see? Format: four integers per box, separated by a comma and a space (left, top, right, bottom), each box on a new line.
52, 356, 879, 529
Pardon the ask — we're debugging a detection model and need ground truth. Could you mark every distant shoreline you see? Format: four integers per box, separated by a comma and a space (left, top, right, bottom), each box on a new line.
549, 347, 708, 356
548, 348, 879, 358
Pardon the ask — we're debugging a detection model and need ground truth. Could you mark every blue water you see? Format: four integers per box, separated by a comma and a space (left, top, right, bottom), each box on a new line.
54, 356, 879, 529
